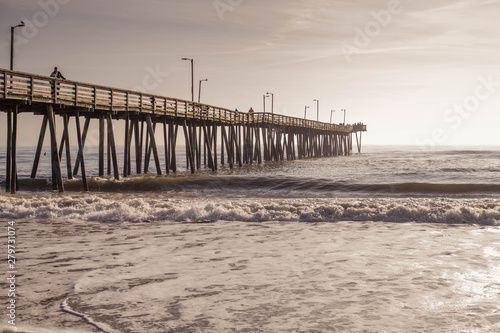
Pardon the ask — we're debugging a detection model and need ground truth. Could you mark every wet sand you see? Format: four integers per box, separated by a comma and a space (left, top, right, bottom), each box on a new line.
3, 218, 500, 333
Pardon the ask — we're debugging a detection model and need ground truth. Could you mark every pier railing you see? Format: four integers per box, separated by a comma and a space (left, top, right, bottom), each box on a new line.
0, 69, 358, 133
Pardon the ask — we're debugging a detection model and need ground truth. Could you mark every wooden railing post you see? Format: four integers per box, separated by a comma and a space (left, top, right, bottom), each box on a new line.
30, 76, 34, 101
74, 83, 79, 106
110, 89, 114, 111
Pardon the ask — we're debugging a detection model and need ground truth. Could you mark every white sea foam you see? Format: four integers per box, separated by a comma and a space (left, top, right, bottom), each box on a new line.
1, 193, 498, 225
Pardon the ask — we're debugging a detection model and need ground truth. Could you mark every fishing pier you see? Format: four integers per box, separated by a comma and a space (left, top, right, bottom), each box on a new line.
1, 69, 367, 193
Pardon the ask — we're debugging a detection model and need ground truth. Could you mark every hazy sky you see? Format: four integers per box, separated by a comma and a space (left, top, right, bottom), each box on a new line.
1, 0, 500, 146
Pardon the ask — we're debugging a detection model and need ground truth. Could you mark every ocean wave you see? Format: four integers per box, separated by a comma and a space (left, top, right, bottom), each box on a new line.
1, 194, 498, 225
5, 175, 500, 197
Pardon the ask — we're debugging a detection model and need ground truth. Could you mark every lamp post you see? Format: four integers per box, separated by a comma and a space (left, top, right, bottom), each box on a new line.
181, 58, 194, 102
304, 106, 310, 119
330, 110, 335, 123
266, 92, 274, 114
341, 109, 346, 124
263, 94, 267, 112
7, 21, 24, 193
198, 79, 208, 103
313, 99, 319, 121
10, 21, 25, 70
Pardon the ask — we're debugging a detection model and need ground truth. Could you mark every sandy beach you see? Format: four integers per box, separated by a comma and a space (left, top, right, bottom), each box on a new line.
5, 214, 499, 333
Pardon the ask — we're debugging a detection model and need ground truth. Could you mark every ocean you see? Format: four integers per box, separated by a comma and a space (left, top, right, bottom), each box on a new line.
1, 145, 500, 332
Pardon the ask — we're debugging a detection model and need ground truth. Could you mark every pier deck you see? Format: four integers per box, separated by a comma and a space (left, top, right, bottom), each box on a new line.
1, 69, 367, 193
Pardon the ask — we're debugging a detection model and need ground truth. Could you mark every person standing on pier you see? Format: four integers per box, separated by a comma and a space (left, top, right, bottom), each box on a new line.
50, 66, 66, 80
50, 67, 66, 98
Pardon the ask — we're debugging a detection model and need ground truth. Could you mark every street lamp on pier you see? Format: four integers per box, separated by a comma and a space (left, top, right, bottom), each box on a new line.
10, 21, 25, 70
341, 109, 346, 124
304, 106, 310, 119
330, 110, 335, 123
181, 57, 194, 102
198, 79, 208, 103
313, 99, 319, 121
266, 92, 274, 114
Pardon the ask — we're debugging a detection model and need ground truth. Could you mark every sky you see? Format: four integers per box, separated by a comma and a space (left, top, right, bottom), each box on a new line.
1, 0, 500, 146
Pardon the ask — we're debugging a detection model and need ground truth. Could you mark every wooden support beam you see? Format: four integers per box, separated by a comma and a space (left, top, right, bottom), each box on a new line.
163, 118, 170, 174
221, 124, 233, 169
5, 108, 11, 192
144, 121, 151, 174
193, 125, 200, 170
106, 114, 120, 180
206, 125, 212, 169
170, 123, 178, 172
64, 114, 73, 179
46, 105, 64, 192
73, 117, 90, 176
137, 120, 144, 174
144, 121, 157, 174
98, 115, 105, 176
356, 131, 363, 153
126, 118, 133, 176
145, 115, 162, 176
190, 123, 197, 171
220, 123, 225, 165
182, 120, 195, 174
57, 114, 73, 180
196, 125, 202, 169
10, 105, 18, 194
134, 120, 141, 174
283, 132, 290, 161
74, 112, 88, 191
185, 122, 190, 170
123, 112, 130, 177
203, 125, 208, 168
107, 133, 111, 176
270, 128, 278, 161
202, 122, 215, 171
231, 125, 242, 167
31, 114, 48, 179
242, 125, 248, 164
229, 124, 234, 165
213, 122, 218, 170
237, 124, 242, 166
262, 127, 268, 162
255, 126, 262, 164
333, 134, 338, 156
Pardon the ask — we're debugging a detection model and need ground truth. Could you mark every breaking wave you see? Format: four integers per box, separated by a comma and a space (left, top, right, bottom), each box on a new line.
1, 194, 498, 225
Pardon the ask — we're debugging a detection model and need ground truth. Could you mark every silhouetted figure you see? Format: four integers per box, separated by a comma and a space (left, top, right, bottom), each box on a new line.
50, 66, 66, 80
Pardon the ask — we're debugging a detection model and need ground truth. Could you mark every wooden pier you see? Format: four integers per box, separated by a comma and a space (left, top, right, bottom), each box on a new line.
0, 69, 367, 193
